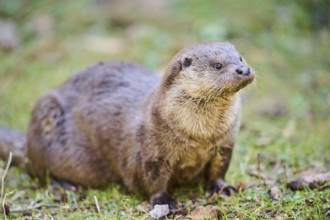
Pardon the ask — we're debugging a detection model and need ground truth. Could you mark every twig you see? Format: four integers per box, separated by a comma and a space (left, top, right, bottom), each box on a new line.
1, 152, 12, 219
1, 152, 12, 199
283, 163, 288, 182
248, 171, 267, 181
247, 171, 276, 186
257, 153, 262, 185
10, 203, 65, 212
94, 195, 101, 216
2, 190, 15, 220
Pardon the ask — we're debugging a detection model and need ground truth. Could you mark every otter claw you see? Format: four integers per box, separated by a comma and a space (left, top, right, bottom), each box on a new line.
205, 179, 237, 196
221, 185, 237, 196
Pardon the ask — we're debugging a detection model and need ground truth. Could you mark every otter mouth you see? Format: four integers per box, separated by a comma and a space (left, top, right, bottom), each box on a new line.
235, 72, 255, 91
242, 73, 255, 85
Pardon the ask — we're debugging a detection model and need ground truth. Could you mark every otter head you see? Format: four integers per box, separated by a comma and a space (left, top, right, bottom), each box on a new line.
163, 41, 255, 99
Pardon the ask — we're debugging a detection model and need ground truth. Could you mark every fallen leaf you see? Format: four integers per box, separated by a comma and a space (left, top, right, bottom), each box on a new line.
268, 186, 282, 200
135, 202, 149, 213
287, 170, 330, 190
170, 206, 189, 218
187, 206, 220, 219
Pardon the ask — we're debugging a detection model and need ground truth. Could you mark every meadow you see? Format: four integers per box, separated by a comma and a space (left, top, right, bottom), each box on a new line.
0, 0, 329, 219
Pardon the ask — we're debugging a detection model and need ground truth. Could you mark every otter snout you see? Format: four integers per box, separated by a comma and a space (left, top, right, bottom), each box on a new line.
236, 66, 250, 76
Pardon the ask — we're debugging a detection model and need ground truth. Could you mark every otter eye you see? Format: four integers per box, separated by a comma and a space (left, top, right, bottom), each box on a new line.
213, 63, 222, 70
239, 56, 243, 62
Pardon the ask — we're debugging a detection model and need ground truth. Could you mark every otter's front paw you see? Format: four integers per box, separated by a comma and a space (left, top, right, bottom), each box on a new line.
150, 192, 177, 210
51, 178, 81, 191
206, 179, 237, 196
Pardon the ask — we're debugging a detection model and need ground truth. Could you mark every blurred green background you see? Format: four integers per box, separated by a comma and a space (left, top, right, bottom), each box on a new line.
0, 0, 329, 218
1, 0, 329, 166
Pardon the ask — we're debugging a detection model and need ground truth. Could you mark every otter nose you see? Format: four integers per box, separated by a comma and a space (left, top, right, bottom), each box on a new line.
236, 66, 250, 76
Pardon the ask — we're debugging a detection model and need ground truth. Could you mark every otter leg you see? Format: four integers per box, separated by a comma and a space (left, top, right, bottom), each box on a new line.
205, 145, 237, 196
26, 94, 66, 186
150, 192, 176, 210
143, 157, 176, 210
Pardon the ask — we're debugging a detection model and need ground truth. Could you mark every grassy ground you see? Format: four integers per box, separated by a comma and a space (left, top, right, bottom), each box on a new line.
0, 0, 329, 219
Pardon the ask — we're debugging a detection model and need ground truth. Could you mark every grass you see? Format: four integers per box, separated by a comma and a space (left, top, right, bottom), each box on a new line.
0, 0, 329, 219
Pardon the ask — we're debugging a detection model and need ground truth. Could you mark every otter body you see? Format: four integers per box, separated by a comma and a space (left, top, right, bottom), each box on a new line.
27, 61, 160, 189
1, 42, 255, 208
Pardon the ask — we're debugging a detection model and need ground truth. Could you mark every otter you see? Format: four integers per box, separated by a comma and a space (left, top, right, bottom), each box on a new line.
0, 41, 255, 209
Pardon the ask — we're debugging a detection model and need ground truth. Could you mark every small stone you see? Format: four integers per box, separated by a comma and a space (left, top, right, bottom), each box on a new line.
149, 204, 170, 219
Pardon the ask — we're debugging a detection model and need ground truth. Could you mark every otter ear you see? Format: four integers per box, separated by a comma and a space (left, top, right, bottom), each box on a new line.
182, 56, 193, 68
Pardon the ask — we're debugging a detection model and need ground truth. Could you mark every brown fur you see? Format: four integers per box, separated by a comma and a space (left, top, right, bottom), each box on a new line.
0, 42, 255, 209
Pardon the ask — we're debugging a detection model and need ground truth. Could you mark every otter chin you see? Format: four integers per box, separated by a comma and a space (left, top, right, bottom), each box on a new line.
0, 41, 255, 210
232, 70, 256, 93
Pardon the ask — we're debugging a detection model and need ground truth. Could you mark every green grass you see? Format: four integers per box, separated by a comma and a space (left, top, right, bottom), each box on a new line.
0, 0, 329, 219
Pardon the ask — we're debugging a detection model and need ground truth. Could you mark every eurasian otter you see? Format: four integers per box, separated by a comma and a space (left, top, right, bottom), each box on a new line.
0, 41, 255, 209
